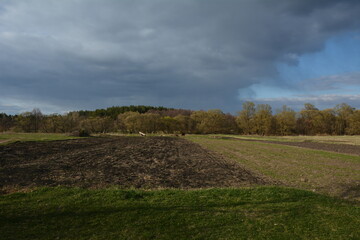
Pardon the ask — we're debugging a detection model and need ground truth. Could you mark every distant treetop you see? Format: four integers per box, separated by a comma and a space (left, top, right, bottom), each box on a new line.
75, 105, 174, 119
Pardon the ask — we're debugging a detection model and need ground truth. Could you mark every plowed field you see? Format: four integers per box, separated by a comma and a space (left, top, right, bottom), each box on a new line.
0, 137, 267, 193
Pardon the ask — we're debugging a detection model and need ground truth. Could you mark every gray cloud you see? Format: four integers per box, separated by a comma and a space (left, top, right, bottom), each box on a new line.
1, 0, 360, 113
269, 0, 356, 14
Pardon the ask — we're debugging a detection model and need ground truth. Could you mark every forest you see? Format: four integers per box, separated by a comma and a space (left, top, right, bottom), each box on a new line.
1, 102, 360, 135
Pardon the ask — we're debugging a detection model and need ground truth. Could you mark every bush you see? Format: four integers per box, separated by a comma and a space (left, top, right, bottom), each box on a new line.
69, 129, 90, 137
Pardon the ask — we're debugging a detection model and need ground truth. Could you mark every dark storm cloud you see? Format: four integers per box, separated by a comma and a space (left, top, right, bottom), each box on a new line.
272, 0, 360, 15
1, 0, 360, 113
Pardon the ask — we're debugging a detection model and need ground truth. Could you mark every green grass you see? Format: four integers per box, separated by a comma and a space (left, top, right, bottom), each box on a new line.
1, 187, 359, 240
0, 133, 79, 145
186, 135, 360, 200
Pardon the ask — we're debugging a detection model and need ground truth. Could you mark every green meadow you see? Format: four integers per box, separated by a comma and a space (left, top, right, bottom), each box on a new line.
1, 187, 359, 240
0, 133, 78, 145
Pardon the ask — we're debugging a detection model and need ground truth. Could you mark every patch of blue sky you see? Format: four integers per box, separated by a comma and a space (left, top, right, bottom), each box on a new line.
237, 82, 298, 101
277, 31, 360, 84
251, 83, 296, 98
239, 31, 360, 102
325, 84, 360, 96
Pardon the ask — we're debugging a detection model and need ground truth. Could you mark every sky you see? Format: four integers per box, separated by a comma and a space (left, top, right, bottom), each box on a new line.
1, 0, 360, 114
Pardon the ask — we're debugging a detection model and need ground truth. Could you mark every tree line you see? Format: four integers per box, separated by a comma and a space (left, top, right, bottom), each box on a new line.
1, 102, 360, 135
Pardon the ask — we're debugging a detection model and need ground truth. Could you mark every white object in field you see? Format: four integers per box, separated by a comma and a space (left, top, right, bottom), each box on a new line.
139, 131, 146, 136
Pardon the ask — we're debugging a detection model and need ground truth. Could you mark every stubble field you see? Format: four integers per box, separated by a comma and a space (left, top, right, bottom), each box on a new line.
189, 135, 360, 201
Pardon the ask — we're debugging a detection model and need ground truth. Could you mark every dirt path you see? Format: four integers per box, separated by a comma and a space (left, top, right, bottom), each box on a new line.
219, 136, 360, 156
266, 141, 360, 156
0, 137, 268, 193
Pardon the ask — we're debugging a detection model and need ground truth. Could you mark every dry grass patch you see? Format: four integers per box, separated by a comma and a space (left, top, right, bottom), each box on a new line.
188, 135, 360, 201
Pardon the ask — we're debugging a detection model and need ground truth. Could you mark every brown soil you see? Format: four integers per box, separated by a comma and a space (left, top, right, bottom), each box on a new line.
0, 137, 267, 194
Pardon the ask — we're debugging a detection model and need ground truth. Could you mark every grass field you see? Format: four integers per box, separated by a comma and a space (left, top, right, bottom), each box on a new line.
187, 135, 360, 201
0, 133, 79, 145
1, 187, 359, 240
